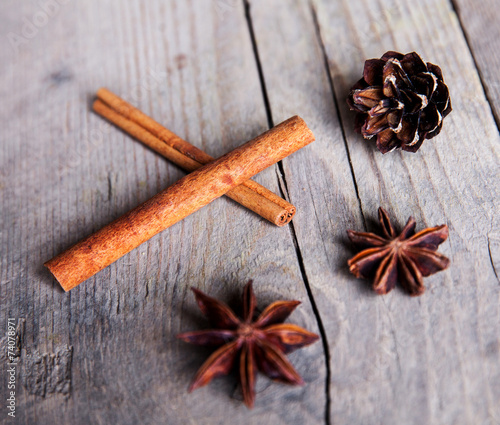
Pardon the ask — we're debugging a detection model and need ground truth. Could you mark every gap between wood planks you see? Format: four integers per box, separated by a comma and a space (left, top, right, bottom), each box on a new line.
308, 1, 367, 231
448, 0, 500, 132
244, 1, 332, 423
246, 0, 499, 422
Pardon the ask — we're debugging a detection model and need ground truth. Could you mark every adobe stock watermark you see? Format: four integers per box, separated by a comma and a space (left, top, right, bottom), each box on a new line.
6, 0, 71, 54
5, 318, 18, 418
214, 0, 238, 19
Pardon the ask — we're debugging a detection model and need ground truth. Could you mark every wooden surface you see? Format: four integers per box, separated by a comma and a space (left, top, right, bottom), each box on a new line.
0, 0, 498, 424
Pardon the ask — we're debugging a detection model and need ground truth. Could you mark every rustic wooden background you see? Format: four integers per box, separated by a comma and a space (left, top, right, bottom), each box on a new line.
1, 0, 499, 424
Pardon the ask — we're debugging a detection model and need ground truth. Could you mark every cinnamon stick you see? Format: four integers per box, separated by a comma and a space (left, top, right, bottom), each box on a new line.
45, 116, 314, 291
95, 88, 296, 226
93, 99, 292, 227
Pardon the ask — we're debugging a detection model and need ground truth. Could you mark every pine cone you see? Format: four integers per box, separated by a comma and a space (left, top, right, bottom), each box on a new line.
347, 51, 452, 153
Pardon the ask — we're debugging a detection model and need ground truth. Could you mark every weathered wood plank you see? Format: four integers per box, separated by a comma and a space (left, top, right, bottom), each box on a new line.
250, 0, 499, 424
0, 1, 326, 423
452, 0, 500, 127
315, 0, 500, 423
2, 0, 499, 423
246, 1, 368, 417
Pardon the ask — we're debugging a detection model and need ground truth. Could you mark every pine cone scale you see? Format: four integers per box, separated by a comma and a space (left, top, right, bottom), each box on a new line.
400, 52, 427, 75
363, 58, 386, 85
376, 129, 399, 153
348, 51, 452, 153
420, 104, 442, 133
352, 87, 384, 110
362, 114, 390, 137
398, 118, 419, 145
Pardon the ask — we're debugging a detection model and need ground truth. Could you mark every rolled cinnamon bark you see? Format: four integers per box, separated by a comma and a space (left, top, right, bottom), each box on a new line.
93, 99, 293, 226
45, 116, 314, 291
95, 88, 296, 225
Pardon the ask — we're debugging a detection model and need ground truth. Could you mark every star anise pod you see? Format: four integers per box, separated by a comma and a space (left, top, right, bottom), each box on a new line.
347, 207, 450, 296
177, 281, 319, 408
347, 51, 452, 153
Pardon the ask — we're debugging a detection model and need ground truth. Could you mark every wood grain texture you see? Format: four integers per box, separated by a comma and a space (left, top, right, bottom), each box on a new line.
452, 0, 500, 127
274, 1, 500, 424
0, 1, 325, 424
1, 0, 498, 424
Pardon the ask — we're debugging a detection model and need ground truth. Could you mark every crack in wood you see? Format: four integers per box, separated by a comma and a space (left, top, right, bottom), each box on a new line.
487, 235, 499, 282
449, 0, 500, 132
308, 0, 367, 232
244, 1, 332, 423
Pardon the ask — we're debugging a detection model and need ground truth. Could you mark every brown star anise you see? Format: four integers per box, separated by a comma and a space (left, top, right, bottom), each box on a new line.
347, 207, 450, 296
177, 281, 319, 408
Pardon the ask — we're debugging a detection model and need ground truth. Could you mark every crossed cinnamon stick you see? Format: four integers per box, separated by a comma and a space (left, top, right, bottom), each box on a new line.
94, 89, 295, 226
45, 89, 314, 291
